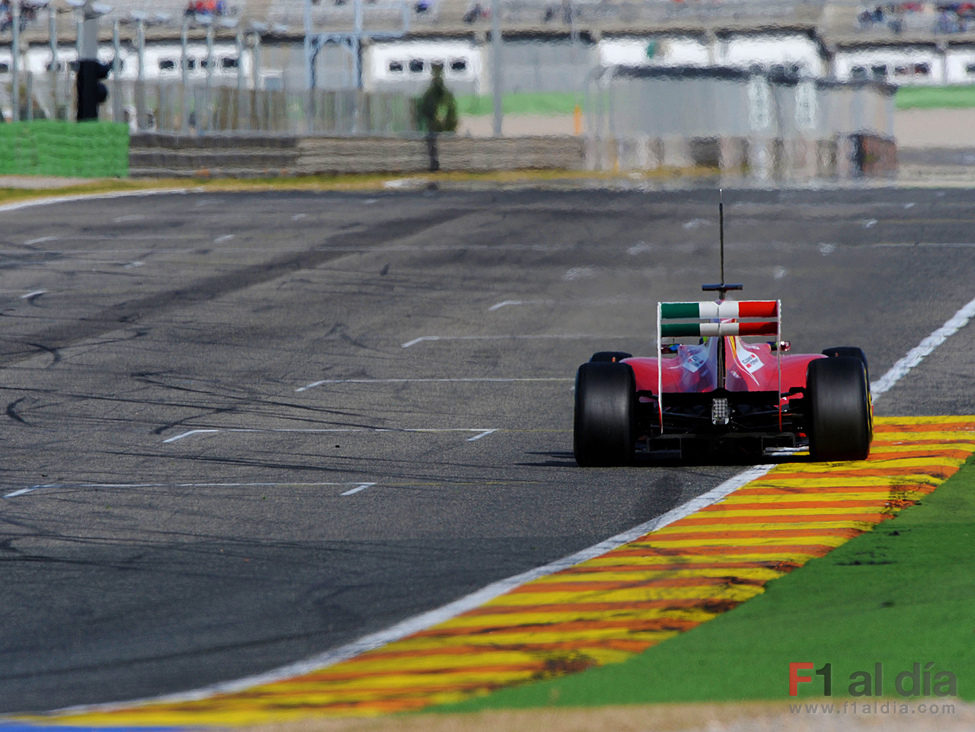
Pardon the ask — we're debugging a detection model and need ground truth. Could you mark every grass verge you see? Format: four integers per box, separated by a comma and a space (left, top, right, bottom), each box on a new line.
896, 85, 975, 110
464, 87, 975, 115
435, 453, 975, 711
456, 92, 583, 117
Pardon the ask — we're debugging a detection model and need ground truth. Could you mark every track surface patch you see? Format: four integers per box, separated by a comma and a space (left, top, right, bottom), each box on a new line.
28, 416, 975, 727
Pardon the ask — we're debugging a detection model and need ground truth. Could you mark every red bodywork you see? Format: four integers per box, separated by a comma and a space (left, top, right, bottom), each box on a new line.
625, 337, 824, 398
573, 293, 872, 463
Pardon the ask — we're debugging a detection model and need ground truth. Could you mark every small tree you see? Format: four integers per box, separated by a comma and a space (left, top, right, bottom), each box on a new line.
417, 63, 457, 171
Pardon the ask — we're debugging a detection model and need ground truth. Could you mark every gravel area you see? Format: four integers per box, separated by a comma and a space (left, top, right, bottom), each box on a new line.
245, 700, 975, 732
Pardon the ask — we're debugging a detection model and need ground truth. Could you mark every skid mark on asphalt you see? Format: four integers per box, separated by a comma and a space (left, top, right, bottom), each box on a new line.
23, 416, 975, 728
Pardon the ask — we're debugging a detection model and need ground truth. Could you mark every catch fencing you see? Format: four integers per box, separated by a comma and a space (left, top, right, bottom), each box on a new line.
1, 62, 896, 179
585, 66, 896, 177
2, 72, 421, 135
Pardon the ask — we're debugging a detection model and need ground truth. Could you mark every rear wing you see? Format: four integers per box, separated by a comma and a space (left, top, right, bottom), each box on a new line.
655, 299, 783, 430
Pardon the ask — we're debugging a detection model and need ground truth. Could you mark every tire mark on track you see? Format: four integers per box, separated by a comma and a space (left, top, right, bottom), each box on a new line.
5, 397, 28, 424
0, 209, 465, 369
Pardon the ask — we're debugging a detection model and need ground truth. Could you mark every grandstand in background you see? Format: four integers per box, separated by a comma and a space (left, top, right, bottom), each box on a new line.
2, 0, 973, 130
4, 0, 975, 48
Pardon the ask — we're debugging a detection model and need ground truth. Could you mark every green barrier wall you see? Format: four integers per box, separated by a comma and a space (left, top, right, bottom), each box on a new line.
0, 121, 129, 178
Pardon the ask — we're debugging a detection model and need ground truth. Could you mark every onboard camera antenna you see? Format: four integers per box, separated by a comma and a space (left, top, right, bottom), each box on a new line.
702, 189, 743, 301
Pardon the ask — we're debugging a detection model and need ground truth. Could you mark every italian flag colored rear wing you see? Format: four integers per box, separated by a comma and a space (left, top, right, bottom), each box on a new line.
655, 299, 783, 430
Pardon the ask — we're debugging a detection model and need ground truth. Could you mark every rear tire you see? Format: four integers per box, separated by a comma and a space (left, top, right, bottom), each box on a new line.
806, 356, 872, 461
589, 351, 633, 363
573, 361, 635, 467
822, 346, 870, 384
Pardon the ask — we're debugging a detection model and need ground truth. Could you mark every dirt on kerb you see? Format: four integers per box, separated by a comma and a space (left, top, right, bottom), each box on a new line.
243, 699, 975, 732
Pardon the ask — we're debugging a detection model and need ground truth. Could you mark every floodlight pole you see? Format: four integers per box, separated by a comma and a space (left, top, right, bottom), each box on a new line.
12, 0, 20, 120
491, 0, 502, 136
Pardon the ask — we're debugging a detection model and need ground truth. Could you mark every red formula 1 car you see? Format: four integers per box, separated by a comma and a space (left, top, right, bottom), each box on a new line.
573, 282, 873, 466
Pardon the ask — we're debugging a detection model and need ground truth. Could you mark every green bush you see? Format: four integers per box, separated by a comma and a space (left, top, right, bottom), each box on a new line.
0, 120, 129, 177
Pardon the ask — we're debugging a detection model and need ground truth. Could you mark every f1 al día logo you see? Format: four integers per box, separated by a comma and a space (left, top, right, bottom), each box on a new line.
789, 662, 958, 698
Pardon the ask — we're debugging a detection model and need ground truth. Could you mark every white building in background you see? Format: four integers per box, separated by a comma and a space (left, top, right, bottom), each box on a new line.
598, 31, 975, 86
366, 39, 483, 93
832, 42, 975, 86
15, 41, 253, 86
716, 32, 826, 78
598, 35, 711, 68
833, 44, 944, 84
598, 31, 825, 78
8, 27, 975, 95
943, 46, 975, 84
130, 43, 252, 85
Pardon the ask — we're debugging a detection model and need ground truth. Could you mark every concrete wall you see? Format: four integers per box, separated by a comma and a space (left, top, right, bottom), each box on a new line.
127, 133, 587, 176
127, 130, 895, 181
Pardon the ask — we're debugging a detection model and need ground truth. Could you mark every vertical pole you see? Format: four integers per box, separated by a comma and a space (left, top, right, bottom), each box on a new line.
205, 21, 213, 132
75, 15, 82, 120
12, 0, 20, 120
354, 0, 362, 88
236, 26, 244, 131
136, 16, 145, 129
303, 0, 313, 90
112, 19, 121, 123
112, 20, 120, 75
80, 4, 98, 64
180, 18, 189, 132
491, 0, 502, 136
49, 5, 58, 119
251, 32, 262, 130
251, 32, 261, 90
236, 27, 245, 91
303, 0, 315, 135
136, 18, 145, 84
719, 188, 725, 290
353, 0, 362, 134
48, 6, 57, 61
77, 0, 102, 122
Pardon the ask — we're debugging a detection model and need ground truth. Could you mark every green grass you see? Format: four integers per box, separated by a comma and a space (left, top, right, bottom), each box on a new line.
896, 85, 975, 110
456, 92, 583, 117
458, 86, 975, 116
436, 454, 975, 711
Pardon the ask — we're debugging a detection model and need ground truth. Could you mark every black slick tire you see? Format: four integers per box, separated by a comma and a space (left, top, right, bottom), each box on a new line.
822, 346, 870, 384
573, 361, 635, 467
806, 356, 872, 461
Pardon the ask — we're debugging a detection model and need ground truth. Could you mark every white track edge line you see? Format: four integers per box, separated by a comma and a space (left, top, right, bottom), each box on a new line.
40, 293, 975, 718
870, 294, 975, 401
29, 262, 975, 719
42, 464, 771, 716
0, 188, 195, 215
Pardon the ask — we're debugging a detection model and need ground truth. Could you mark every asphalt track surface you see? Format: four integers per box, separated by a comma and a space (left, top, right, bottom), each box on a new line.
0, 186, 973, 715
